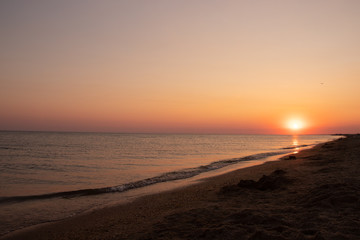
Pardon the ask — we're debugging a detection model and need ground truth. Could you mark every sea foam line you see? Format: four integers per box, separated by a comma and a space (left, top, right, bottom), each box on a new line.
0, 150, 294, 204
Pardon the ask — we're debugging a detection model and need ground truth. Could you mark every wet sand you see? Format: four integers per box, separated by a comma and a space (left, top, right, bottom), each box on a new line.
2, 135, 360, 240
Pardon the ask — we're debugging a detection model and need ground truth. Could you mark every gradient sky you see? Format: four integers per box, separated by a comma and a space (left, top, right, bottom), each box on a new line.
1, 0, 360, 134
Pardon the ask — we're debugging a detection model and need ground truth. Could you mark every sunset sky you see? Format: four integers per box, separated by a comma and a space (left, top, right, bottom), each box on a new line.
1, 0, 360, 134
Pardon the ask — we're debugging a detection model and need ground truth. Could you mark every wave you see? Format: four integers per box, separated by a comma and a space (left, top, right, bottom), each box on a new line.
0, 150, 292, 204
282, 144, 311, 150
0, 147, 19, 150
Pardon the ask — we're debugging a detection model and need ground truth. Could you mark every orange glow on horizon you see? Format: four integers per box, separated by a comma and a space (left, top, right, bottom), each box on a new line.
0, 1, 360, 134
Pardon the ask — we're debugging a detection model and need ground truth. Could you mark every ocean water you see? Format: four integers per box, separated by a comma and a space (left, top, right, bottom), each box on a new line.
0, 132, 339, 236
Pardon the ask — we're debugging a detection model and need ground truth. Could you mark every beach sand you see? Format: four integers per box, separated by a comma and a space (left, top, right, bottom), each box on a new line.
2, 135, 360, 240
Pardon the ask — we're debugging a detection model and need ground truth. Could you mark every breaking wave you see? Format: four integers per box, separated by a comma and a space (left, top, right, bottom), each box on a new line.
282, 144, 311, 149
0, 150, 293, 204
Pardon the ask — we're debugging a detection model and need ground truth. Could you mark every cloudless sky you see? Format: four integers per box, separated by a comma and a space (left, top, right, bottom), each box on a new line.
1, 0, 360, 134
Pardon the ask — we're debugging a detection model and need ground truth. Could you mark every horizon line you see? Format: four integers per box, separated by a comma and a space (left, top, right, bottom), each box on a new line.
0, 129, 343, 136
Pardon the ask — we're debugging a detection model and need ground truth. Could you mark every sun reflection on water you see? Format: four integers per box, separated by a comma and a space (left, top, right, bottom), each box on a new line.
292, 136, 299, 154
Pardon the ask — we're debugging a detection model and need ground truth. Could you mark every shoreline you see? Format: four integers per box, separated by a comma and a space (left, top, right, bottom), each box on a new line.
0, 149, 294, 237
3, 135, 360, 240
0, 149, 294, 204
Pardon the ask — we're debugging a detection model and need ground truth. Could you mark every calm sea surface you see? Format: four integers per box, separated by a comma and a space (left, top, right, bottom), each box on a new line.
0, 132, 339, 235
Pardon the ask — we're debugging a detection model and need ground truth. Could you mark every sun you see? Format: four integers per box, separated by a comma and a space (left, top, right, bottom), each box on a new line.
291, 123, 300, 130
286, 119, 304, 131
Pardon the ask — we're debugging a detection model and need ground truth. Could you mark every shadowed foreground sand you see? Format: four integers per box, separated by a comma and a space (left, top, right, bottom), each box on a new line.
2, 135, 360, 240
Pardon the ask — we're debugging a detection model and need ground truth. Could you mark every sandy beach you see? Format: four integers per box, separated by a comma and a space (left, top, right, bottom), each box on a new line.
2, 135, 360, 240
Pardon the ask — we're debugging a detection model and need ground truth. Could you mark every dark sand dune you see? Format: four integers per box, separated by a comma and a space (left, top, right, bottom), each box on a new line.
2, 135, 360, 240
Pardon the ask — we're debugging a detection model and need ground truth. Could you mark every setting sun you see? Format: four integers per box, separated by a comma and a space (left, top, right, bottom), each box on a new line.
287, 119, 305, 131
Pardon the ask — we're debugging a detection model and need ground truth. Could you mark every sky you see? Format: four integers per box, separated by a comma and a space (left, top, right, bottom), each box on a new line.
1, 0, 360, 134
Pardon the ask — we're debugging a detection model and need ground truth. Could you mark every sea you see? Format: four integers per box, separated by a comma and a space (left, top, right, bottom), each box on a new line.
0, 131, 340, 236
